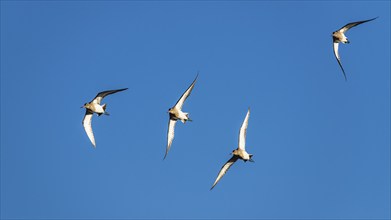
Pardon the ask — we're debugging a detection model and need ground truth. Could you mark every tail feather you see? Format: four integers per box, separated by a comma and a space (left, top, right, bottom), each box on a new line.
100, 104, 109, 116
98, 111, 110, 116
249, 154, 254, 162
186, 113, 193, 122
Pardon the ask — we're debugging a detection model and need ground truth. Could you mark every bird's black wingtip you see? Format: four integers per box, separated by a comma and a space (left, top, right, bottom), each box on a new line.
163, 151, 168, 160
336, 58, 347, 81
342, 68, 348, 81
194, 72, 199, 81
342, 70, 347, 81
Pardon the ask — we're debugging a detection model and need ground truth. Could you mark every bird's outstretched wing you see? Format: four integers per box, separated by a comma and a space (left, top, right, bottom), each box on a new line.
337, 17, 378, 33
238, 108, 250, 150
173, 74, 198, 110
211, 155, 239, 190
333, 42, 347, 81
92, 88, 128, 104
82, 109, 96, 147
164, 119, 177, 159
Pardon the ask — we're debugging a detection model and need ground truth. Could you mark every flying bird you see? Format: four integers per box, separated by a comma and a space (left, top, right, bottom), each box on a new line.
332, 17, 378, 81
211, 108, 253, 190
81, 88, 128, 147
165, 74, 198, 159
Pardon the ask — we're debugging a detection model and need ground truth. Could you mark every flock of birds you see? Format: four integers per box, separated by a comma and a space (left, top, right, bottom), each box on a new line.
81, 17, 377, 190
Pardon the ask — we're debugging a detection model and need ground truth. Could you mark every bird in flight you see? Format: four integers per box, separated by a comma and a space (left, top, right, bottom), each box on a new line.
211, 108, 253, 190
332, 17, 378, 81
165, 74, 198, 159
81, 88, 128, 148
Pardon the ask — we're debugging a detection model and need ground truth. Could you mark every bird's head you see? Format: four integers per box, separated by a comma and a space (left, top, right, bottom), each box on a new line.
81, 103, 88, 108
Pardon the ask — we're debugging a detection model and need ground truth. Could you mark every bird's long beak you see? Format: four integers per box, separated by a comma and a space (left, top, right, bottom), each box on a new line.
81, 106, 84, 108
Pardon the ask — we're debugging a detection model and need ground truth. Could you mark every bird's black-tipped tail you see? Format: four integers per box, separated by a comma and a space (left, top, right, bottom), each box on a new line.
185, 113, 193, 122
249, 154, 255, 162
98, 111, 110, 116
97, 104, 110, 116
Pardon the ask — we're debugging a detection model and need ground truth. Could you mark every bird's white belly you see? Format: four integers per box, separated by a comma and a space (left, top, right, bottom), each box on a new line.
91, 104, 105, 113
243, 152, 250, 160
239, 150, 250, 160
177, 111, 188, 120
340, 34, 348, 43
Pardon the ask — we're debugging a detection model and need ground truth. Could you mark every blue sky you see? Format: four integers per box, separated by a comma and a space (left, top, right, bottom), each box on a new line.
1, 1, 390, 219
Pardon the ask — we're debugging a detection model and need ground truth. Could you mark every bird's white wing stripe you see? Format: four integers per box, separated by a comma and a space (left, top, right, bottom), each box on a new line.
211, 156, 238, 190
238, 109, 250, 150
333, 42, 340, 60
333, 42, 347, 80
165, 119, 177, 159
82, 111, 96, 147
174, 74, 198, 110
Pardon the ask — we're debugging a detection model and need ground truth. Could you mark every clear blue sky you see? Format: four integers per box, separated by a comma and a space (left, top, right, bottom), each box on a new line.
1, 1, 390, 219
